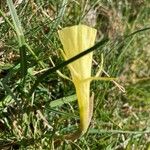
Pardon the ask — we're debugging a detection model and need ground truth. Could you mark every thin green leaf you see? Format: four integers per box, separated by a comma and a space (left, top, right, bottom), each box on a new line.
50, 94, 77, 107
29, 38, 108, 96
7, 0, 27, 81
7, 0, 24, 45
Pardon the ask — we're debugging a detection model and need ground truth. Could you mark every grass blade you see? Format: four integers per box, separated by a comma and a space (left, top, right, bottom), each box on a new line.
29, 38, 108, 96
50, 94, 77, 107
7, 0, 27, 81
6, 0, 24, 44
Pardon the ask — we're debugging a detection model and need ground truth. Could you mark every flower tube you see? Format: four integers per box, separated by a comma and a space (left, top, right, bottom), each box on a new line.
58, 25, 97, 135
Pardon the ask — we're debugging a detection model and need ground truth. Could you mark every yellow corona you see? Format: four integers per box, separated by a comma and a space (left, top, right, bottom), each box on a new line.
58, 25, 97, 135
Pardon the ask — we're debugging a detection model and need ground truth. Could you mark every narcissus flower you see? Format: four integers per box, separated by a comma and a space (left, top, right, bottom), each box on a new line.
58, 25, 97, 135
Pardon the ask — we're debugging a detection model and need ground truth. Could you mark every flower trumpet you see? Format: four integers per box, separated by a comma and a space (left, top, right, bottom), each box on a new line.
58, 25, 97, 135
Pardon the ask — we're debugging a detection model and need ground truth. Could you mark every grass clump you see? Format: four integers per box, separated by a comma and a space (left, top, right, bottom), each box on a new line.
0, 0, 150, 149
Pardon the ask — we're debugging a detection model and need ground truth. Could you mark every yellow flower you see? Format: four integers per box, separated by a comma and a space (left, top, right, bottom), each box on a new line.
58, 25, 97, 135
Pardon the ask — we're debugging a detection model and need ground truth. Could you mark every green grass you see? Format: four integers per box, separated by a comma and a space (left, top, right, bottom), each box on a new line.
0, 0, 150, 149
